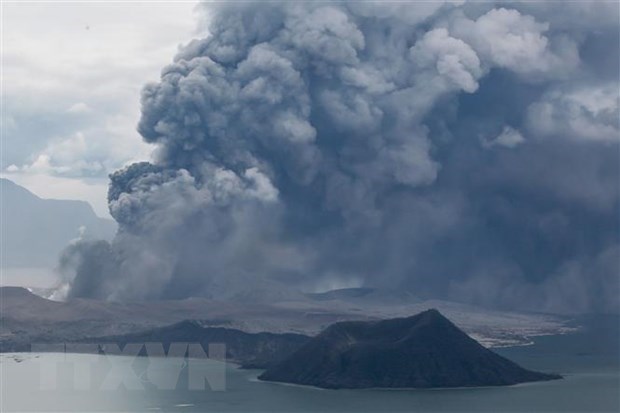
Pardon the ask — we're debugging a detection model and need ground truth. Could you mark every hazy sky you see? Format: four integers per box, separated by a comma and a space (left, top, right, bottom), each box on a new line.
3, 2, 618, 313
2, 1, 198, 217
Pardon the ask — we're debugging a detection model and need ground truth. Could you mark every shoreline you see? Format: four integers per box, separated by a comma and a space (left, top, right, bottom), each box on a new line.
1, 352, 564, 392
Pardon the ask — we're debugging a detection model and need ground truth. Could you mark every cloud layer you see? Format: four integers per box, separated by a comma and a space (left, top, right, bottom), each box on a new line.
61, 1, 619, 313
2, 2, 197, 216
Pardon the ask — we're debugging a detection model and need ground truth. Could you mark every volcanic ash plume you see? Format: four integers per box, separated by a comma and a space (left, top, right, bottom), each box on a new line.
60, 2, 619, 312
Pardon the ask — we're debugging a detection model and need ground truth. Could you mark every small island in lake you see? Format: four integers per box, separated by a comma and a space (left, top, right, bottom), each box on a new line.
259, 309, 561, 389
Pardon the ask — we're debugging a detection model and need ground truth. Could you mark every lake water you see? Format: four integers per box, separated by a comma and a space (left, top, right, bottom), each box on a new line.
1, 315, 618, 412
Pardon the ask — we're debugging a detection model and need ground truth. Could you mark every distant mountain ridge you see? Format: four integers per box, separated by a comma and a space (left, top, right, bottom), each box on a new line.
0, 285, 575, 351
259, 309, 562, 389
0, 178, 116, 268
87, 320, 311, 369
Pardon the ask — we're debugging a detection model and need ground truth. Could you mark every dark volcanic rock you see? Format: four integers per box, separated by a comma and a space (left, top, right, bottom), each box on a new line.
259, 309, 561, 389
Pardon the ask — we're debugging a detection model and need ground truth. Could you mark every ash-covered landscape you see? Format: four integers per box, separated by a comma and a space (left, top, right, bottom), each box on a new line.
1, 1, 619, 412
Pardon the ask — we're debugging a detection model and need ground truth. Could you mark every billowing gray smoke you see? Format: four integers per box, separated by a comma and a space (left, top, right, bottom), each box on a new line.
61, 1, 620, 313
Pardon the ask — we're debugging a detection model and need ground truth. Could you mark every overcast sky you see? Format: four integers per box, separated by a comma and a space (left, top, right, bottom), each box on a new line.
3, 1, 618, 312
2, 1, 198, 217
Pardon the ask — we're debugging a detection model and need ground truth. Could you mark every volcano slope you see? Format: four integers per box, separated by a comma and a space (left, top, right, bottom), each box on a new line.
259, 309, 561, 389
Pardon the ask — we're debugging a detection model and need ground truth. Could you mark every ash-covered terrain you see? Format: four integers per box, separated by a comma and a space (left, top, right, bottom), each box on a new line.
0, 286, 575, 356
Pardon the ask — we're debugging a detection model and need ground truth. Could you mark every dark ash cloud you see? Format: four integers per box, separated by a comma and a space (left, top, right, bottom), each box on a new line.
60, 1, 619, 313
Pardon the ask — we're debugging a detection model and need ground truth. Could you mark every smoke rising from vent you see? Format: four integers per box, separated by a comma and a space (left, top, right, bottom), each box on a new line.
59, 1, 619, 313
